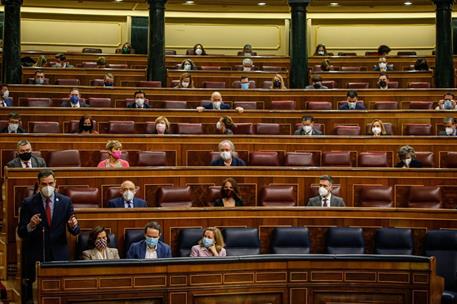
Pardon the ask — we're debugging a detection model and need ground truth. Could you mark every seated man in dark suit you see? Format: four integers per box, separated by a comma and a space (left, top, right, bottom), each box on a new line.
32, 70, 47, 85
127, 90, 150, 109
127, 221, 172, 259
305, 75, 328, 90
0, 84, 13, 107
307, 175, 345, 207
61, 88, 89, 108
339, 90, 366, 110
7, 139, 47, 168
294, 115, 322, 136
210, 139, 246, 167
196, 91, 244, 113
439, 117, 457, 136
1, 112, 26, 133
107, 180, 147, 208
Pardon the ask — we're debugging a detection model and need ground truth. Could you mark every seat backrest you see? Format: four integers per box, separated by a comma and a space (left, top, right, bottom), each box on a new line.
48, 149, 81, 167
445, 152, 457, 168
124, 228, 145, 257
347, 82, 369, 89
271, 227, 310, 254
408, 81, 431, 88
307, 101, 332, 110
82, 48, 102, 53
404, 124, 432, 136
233, 123, 254, 135
263, 80, 273, 89
271, 100, 296, 110
255, 123, 280, 135
322, 80, 336, 88
284, 152, 316, 166
81, 61, 97, 68
202, 81, 226, 88
76, 231, 116, 259
137, 81, 162, 88
397, 51, 417, 55
408, 101, 434, 109
334, 125, 361, 135
374, 228, 413, 255
388, 81, 399, 88
408, 186, 442, 208
163, 100, 187, 109
177, 228, 204, 257
374, 101, 399, 110
23, 98, 51, 107
64, 187, 100, 208
261, 65, 282, 72
107, 63, 128, 69
249, 151, 280, 166
156, 186, 193, 207
90, 79, 105, 86
31, 121, 61, 133
415, 151, 434, 168
341, 66, 362, 71
326, 227, 364, 254
137, 151, 167, 166
424, 230, 457, 291
260, 185, 296, 206
177, 123, 203, 134
55, 78, 80, 85
234, 101, 257, 109
358, 185, 393, 207
222, 227, 260, 256
358, 152, 389, 167
88, 97, 112, 108
108, 121, 136, 134
322, 151, 352, 167
207, 186, 222, 205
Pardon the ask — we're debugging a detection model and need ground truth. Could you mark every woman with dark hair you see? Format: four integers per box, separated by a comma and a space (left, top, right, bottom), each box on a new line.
213, 178, 244, 207
414, 58, 429, 71
78, 115, 99, 134
394, 145, 422, 168
81, 226, 120, 260
314, 44, 328, 56
192, 43, 207, 56
190, 227, 226, 257
179, 59, 197, 71
216, 115, 235, 135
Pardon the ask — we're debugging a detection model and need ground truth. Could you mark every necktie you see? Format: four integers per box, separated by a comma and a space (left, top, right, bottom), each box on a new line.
323, 198, 329, 207
45, 198, 52, 226
128, 201, 133, 208
25, 162, 30, 168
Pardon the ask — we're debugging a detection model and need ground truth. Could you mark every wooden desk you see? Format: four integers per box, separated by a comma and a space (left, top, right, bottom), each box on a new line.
36, 255, 442, 304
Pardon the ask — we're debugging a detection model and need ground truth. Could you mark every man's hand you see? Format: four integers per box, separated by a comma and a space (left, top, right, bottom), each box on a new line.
235, 106, 244, 113
29, 213, 42, 230
196, 106, 204, 112
67, 215, 78, 229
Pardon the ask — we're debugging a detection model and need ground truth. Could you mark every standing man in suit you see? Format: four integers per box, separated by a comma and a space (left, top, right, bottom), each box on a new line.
1, 112, 26, 133
294, 116, 322, 136
107, 180, 147, 208
307, 175, 345, 207
17, 169, 80, 303
60, 88, 89, 107
127, 221, 172, 259
7, 139, 47, 168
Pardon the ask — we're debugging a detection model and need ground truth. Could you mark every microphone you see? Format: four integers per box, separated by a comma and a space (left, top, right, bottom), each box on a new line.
42, 225, 46, 263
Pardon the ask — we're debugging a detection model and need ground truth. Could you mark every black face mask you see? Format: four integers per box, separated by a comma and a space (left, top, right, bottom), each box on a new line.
82, 125, 93, 131
222, 188, 235, 198
313, 82, 321, 89
273, 80, 281, 88
379, 80, 387, 87
19, 152, 32, 161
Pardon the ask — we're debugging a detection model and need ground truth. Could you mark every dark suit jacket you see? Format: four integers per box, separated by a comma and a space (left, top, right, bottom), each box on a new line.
394, 159, 422, 168
294, 127, 322, 135
126, 240, 172, 259
339, 103, 366, 110
307, 195, 345, 207
213, 197, 244, 207
2, 97, 13, 107
60, 100, 89, 107
439, 130, 457, 136
17, 192, 80, 279
305, 84, 329, 89
7, 155, 47, 168
107, 197, 147, 208
127, 103, 151, 109
0, 126, 26, 133
210, 157, 246, 166
203, 102, 231, 110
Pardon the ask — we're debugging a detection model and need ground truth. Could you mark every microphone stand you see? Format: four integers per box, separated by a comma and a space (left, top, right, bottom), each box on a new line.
42, 225, 46, 263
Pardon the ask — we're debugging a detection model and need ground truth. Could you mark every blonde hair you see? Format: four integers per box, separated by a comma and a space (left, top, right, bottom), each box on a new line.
106, 140, 122, 151
199, 227, 225, 253
272, 74, 287, 89
369, 119, 387, 135
154, 116, 170, 133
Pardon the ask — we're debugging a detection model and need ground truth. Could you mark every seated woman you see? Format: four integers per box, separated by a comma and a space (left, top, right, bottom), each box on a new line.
97, 140, 130, 168
271, 74, 287, 89
320, 59, 332, 71
190, 227, 226, 257
179, 59, 197, 71
82, 226, 120, 260
192, 43, 207, 56
175, 73, 195, 88
104, 73, 114, 87
213, 177, 243, 207
373, 57, 394, 72
395, 145, 422, 168
96, 56, 107, 68
120, 42, 134, 54
314, 44, 328, 56
414, 58, 429, 71
78, 115, 99, 135
368, 119, 387, 136
152, 116, 171, 135
239, 44, 256, 56
34, 55, 48, 67
216, 116, 235, 135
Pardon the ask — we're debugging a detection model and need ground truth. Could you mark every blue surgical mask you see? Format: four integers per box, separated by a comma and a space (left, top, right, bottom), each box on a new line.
70, 96, 79, 104
202, 237, 214, 248
444, 100, 454, 110
240, 82, 250, 90
145, 236, 159, 248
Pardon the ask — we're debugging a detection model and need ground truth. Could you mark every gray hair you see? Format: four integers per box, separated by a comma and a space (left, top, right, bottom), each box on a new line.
398, 145, 415, 159
17, 139, 31, 148
218, 139, 238, 157
443, 117, 456, 124
242, 58, 253, 66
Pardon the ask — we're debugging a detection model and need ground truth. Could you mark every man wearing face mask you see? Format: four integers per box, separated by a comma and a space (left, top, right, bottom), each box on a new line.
377, 73, 389, 90
7, 139, 47, 168
241, 58, 254, 72
435, 92, 457, 110
0, 84, 13, 106
305, 75, 328, 90
196, 91, 244, 113
307, 175, 345, 207
439, 117, 457, 136
210, 139, 246, 166
1, 112, 26, 133
32, 71, 46, 85
108, 180, 147, 208
339, 90, 366, 110
373, 57, 394, 72
127, 221, 172, 259
240, 76, 251, 90
395, 145, 422, 168
294, 116, 322, 135
127, 90, 150, 109
18, 169, 80, 303
61, 88, 89, 108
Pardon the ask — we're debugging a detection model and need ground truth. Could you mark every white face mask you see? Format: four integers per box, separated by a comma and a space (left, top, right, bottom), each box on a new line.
8, 123, 19, 132
319, 186, 329, 197
181, 81, 190, 88
195, 48, 203, 55
135, 98, 145, 107
378, 62, 387, 70
318, 50, 325, 55
404, 158, 412, 166
243, 67, 252, 72
302, 125, 313, 134
220, 151, 231, 161
35, 78, 45, 85
122, 190, 135, 202
372, 127, 382, 135
183, 64, 192, 71
213, 101, 221, 110
156, 123, 166, 134
41, 185, 55, 198
3, 90, 9, 98
445, 127, 455, 135
216, 121, 223, 130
